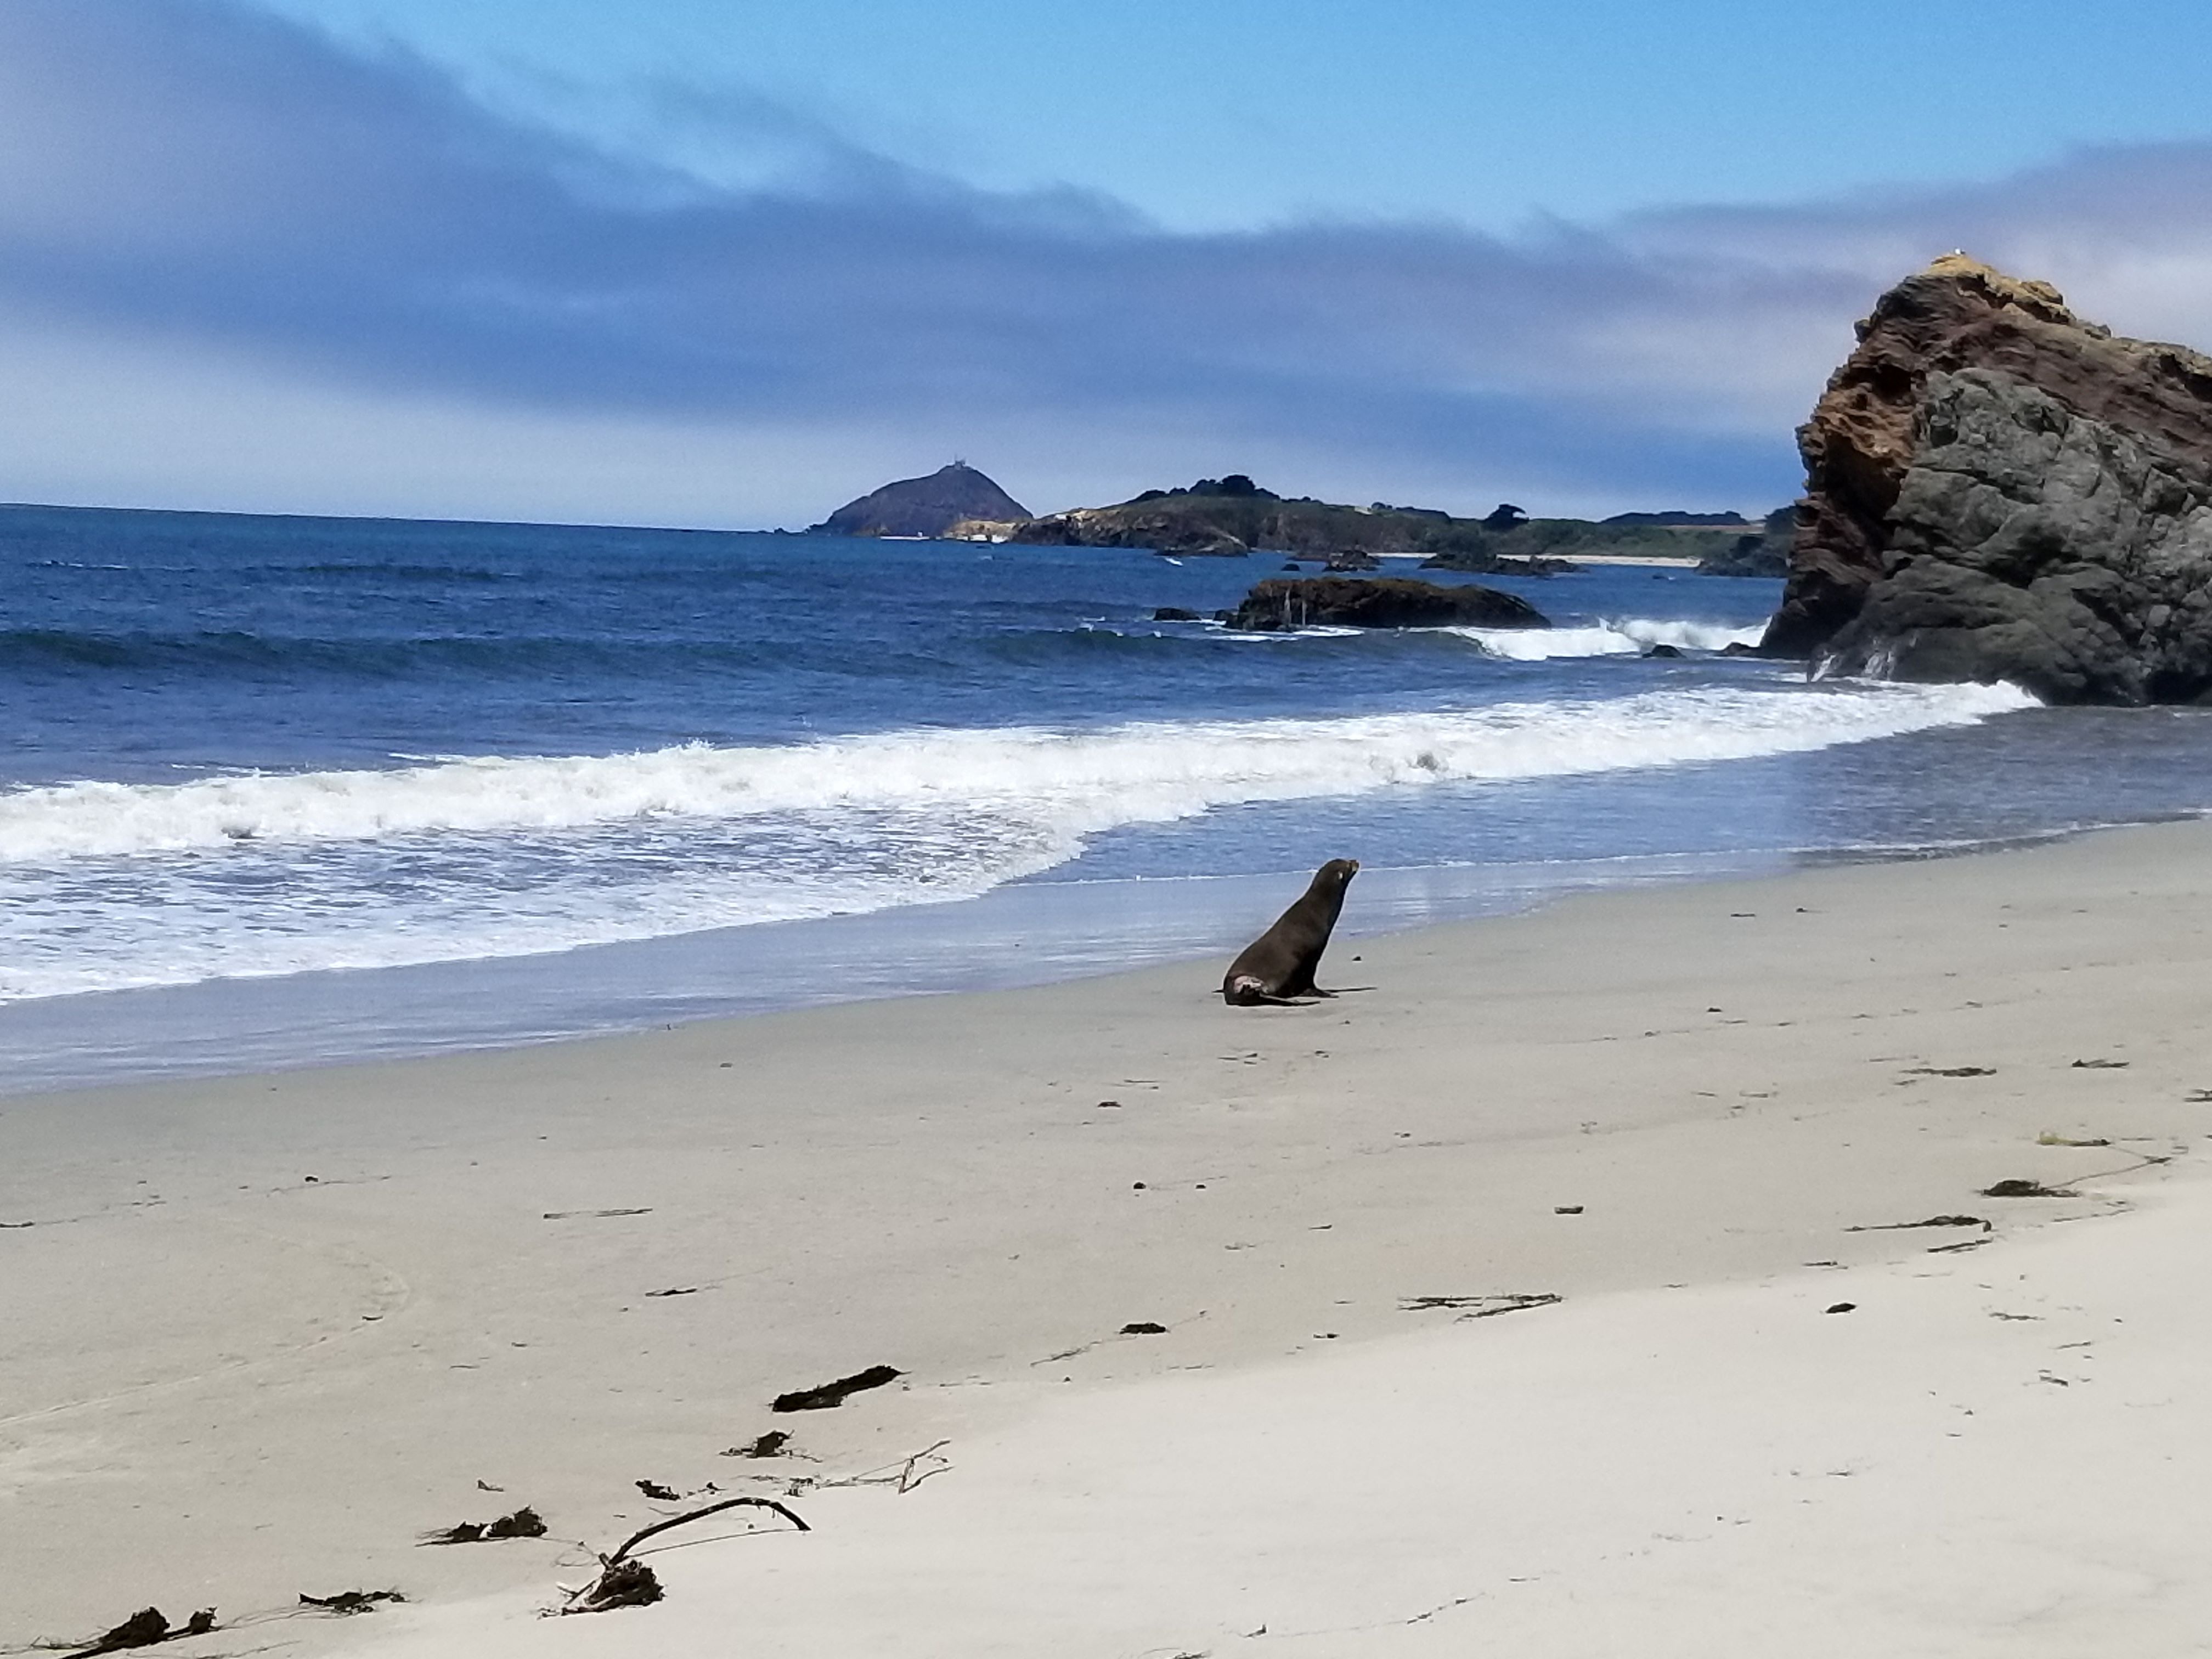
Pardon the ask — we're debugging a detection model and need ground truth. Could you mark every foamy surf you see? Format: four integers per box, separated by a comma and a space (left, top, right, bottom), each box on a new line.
0, 681, 2033, 864
0, 681, 2038, 1001
1451, 617, 1769, 659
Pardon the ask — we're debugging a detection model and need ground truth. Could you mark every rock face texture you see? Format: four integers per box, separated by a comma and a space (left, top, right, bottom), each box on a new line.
1764, 256, 2212, 703
812, 464, 1029, 538
1224, 577, 1547, 632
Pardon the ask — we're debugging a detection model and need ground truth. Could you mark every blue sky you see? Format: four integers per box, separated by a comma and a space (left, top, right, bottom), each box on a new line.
7, 0, 2212, 526
250, 0, 2212, 232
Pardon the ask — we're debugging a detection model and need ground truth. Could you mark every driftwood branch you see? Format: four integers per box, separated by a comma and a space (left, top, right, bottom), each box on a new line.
604, 1495, 810, 1568
557, 1495, 810, 1615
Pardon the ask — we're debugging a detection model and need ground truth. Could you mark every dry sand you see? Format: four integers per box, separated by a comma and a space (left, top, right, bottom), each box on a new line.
5, 821, 2212, 1654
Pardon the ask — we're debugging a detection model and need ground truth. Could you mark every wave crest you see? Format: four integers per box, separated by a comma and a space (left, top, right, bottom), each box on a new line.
0, 681, 2037, 865
1453, 617, 1768, 660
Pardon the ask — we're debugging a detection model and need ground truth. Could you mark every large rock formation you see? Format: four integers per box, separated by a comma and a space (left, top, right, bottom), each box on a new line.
1224, 576, 1548, 632
1763, 256, 2212, 703
812, 463, 1030, 539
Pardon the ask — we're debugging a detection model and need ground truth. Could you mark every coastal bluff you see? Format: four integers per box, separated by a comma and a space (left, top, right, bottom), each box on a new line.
811, 462, 1030, 538
953, 476, 1759, 569
1764, 255, 2212, 703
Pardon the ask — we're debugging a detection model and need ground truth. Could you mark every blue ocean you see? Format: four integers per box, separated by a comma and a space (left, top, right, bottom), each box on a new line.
4, 501, 2209, 1091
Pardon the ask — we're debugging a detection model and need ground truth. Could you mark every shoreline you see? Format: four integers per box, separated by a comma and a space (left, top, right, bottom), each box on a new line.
0, 846, 1821, 1099
7, 820, 2212, 1647
0, 808, 2165, 1101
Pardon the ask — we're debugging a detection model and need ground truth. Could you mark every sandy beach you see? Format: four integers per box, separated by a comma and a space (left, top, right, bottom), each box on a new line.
7, 821, 2212, 1654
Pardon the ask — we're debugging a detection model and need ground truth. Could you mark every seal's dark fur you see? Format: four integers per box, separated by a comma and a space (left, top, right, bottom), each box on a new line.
1222, 859, 1358, 1005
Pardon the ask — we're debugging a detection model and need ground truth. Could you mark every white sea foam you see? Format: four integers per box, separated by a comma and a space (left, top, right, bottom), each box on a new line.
0, 681, 2033, 865
1451, 617, 1769, 660
0, 681, 2040, 1001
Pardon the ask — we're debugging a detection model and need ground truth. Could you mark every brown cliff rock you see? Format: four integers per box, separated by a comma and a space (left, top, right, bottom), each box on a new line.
1763, 256, 2212, 703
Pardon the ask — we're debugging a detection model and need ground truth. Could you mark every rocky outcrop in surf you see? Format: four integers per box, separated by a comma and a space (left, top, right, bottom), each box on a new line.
1224, 576, 1548, 631
812, 464, 1030, 539
1763, 256, 2212, 703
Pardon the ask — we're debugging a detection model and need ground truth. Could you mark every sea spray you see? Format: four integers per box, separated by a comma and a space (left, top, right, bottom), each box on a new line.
1449, 617, 1769, 660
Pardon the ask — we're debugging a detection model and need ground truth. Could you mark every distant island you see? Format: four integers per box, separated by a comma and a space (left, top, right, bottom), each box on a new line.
810, 461, 1030, 538
811, 467, 1790, 575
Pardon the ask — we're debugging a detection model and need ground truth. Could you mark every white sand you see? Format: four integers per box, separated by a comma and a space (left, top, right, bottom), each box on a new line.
6, 821, 2212, 1652
345, 1174, 2212, 1658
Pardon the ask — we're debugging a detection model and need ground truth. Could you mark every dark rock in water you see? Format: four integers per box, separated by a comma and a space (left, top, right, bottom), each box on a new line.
810, 463, 1029, 539
1324, 549, 1382, 572
1152, 606, 1201, 622
1282, 560, 1302, 571
1719, 641, 1761, 657
1644, 643, 1684, 658
1764, 256, 2212, 703
1226, 577, 1548, 632
1487, 554, 1581, 577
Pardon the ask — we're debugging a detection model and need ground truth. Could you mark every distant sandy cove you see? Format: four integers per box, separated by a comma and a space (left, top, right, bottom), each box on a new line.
6, 821, 2212, 1655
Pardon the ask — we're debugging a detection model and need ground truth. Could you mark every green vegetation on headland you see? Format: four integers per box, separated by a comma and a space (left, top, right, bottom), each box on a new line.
941, 475, 1789, 575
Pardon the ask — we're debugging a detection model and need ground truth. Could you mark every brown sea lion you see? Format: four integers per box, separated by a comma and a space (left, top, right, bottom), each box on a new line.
1222, 859, 1359, 1005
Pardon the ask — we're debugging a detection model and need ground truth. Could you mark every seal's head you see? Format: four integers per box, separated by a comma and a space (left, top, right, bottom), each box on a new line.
1317, 857, 1359, 888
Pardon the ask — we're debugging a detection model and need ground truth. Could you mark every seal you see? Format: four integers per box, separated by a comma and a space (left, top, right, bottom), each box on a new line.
1222, 859, 1359, 1005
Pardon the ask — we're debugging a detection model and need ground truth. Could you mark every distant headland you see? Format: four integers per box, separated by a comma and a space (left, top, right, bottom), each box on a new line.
810, 462, 1031, 539
810, 466, 1788, 576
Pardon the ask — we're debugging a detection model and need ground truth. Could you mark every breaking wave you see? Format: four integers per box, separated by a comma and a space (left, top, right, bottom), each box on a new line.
1452, 617, 1769, 659
0, 681, 2034, 865
0, 679, 2039, 1000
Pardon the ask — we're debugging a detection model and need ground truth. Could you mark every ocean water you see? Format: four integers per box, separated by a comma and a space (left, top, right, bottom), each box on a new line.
5, 501, 2211, 1092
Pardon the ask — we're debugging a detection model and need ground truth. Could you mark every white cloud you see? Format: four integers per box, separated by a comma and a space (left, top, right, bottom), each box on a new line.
7, 2, 2212, 523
